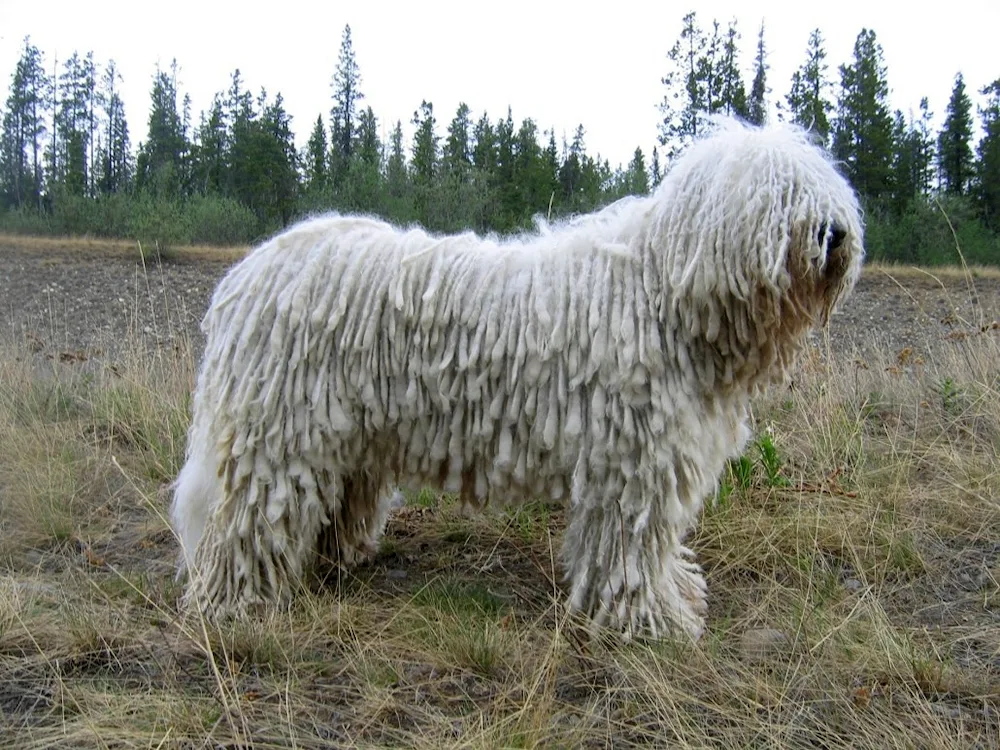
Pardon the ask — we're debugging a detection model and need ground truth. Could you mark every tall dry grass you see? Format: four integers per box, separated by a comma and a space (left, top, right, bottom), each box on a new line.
0, 266, 998, 748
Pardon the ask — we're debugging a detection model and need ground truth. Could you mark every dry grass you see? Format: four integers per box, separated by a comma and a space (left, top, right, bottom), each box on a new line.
2, 230, 998, 282
1, 271, 999, 749
865, 260, 1000, 281
0, 232, 248, 264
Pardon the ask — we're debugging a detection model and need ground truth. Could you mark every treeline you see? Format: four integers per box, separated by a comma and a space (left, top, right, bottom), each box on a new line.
659, 14, 1000, 265
0, 27, 647, 249
1, 18, 999, 265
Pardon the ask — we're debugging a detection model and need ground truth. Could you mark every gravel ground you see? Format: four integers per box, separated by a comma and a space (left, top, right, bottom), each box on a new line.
3, 239, 1000, 363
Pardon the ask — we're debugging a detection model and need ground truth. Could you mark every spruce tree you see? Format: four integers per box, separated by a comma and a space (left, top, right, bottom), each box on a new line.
330, 24, 363, 183
976, 79, 1000, 231
301, 114, 328, 195
472, 112, 497, 175
513, 117, 545, 217
698, 20, 723, 115
192, 95, 226, 195
937, 72, 974, 195
261, 92, 298, 225
542, 129, 560, 216
342, 105, 382, 212
221, 69, 256, 202
0, 37, 49, 209
410, 100, 438, 185
747, 22, 768, 125
354, 106, 380, 168
136, 60, 187, 197
912, 98, 935, 195
832, 29, 894, 202
443, 102, 473, 177
97, 60, 131, 194
386, 120, 408, 195
718, 20, 748, 117
650, 147, 663, 188
494, 108, 517, 229
54, 51, 97, 195
626, 147, 649, 195
658, 11, 706, 156
785, 29, 833, 144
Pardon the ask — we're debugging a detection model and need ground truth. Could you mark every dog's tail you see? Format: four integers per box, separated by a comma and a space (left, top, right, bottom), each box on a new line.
169, 420, 223, 579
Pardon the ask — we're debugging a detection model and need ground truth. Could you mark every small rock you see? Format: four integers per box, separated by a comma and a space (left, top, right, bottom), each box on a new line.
929, 702, 962, 721
740, 628, 790, 662
387, 569, 408, 580
845, 578, 863, 593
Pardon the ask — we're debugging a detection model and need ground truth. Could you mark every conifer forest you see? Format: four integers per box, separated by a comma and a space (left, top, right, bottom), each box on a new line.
2, 15, 999, 265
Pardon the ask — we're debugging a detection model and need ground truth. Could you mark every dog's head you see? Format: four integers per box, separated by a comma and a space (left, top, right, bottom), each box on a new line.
650, 118, 864, 387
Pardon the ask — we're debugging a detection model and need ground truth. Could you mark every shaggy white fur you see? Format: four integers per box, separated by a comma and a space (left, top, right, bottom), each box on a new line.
171, 118, 864, 640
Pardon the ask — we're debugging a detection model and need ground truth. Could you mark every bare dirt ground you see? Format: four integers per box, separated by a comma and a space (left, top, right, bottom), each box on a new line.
2, 236, 1000, 363
2, 236, 1000, 747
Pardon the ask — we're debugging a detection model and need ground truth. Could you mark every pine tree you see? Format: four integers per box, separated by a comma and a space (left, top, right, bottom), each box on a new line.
222, 69, 257, 202
472, 112, 497, 175
513, 117, 545, 218
192, 95, 226, 195
937, 72, 974, 196
443, 102, 473, 177
330, 24, 363, 184
559, 125, 587, 210
0, 37, 49, 209
718, 20, 748, 117
976, 79, 1000, 231
494, 108, 517, 229
626, 147, 649, 195
650, 147, 662, 188
577, 151, 606, 211
887, 99, 934, 214
891, 110, 918, 214
135, 60, 188, 197
832, 29, 894, 202
219, 84, 298, 227
341, 105, 382, 212
384, 119, 413, 221
301, 114, 328, 195
747, 22, 768, 125
354, 106, 380, 167
912, 98, 935, 195
54, 51, 97, 195
410, 100, 438, 185
659, 11, 706, 156
785, 29, 833, 144
541, 129, 560, 216
180, 92, 193, 194
97, 59, 131, 194
697, 20, 723, 115
260, 92, 298, 225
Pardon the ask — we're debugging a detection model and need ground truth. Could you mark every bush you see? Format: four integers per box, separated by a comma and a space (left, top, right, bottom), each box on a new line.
185, 194, 260, 246
866, 195, 1000, 266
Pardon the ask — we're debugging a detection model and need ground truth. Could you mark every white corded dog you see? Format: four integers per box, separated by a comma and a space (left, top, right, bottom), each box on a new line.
171, 118, 864, 639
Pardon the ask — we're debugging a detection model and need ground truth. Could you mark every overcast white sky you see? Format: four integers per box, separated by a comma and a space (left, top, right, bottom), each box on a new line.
1, 0, 997, 168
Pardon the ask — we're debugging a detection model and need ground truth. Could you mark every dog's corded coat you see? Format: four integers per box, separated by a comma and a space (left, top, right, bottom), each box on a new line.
171, 119, 864, 638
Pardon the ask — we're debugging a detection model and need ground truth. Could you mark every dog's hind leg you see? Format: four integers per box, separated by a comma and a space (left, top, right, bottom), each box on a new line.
180, 444, 331, 619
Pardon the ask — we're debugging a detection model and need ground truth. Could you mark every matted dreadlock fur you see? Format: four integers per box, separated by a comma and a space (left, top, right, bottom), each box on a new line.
171, 117, 864, 639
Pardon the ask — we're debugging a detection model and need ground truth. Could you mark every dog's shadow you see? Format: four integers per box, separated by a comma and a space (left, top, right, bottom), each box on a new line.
310, 500, 566, 620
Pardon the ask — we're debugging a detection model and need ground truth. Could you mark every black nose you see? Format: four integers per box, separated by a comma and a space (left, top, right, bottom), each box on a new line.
819, 222, 847, 251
